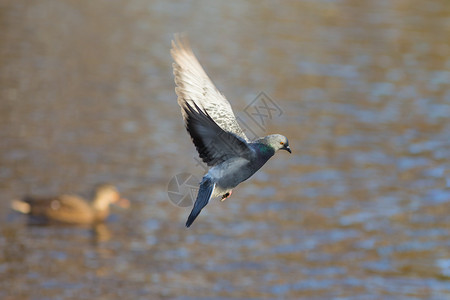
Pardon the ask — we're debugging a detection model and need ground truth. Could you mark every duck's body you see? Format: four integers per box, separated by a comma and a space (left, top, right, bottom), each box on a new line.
11, 184, 127, 225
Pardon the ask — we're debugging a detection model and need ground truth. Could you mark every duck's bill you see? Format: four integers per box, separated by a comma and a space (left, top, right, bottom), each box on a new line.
114, 198, 130, 208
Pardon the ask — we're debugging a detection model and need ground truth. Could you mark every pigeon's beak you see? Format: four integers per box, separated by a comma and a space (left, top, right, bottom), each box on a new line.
282, 145, 291, 153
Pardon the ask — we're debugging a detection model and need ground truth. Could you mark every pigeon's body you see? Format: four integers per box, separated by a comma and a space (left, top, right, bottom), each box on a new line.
211, 143, 275, 192
171, 36, 291, 227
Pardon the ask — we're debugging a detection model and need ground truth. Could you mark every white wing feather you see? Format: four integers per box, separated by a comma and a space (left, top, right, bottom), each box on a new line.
171, 35, 248, 142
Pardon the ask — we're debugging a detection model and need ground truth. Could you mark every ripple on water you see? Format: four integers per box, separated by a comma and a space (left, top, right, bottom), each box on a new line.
436, 259, 450, 277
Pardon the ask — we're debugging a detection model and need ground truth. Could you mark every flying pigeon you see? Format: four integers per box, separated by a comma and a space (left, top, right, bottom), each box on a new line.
171, 36, 291, 227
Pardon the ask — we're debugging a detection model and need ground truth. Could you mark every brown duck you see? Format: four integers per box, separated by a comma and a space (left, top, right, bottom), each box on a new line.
11, 184, 129, 225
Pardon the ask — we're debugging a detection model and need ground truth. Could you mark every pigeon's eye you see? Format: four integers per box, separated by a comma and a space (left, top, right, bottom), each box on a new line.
280, 142, 284, 145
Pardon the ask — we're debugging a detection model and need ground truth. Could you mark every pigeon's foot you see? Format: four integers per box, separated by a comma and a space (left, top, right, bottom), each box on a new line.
221, 190, 232, 202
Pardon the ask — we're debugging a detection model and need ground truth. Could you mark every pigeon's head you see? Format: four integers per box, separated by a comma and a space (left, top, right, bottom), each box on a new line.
263, 134, 291, 153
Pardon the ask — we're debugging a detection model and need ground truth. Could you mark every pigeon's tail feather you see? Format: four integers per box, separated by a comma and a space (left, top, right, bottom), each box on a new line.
186, 177, 215, 228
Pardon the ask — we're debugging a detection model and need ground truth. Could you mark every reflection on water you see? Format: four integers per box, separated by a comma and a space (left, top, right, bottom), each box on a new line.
0, 0, 449, 299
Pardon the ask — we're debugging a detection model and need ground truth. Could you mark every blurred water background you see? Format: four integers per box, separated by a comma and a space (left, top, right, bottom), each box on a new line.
0, 0, 449, 299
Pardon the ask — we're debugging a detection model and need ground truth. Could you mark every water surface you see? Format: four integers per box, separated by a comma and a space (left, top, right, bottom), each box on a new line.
0, 0, 449, 299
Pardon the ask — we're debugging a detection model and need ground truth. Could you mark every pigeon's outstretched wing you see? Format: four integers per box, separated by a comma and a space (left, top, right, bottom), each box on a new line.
171, 35, 249, 142
183, 102, 255, 166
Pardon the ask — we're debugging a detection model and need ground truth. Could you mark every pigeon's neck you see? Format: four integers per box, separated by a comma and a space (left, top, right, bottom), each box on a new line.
253, 143, 275, 162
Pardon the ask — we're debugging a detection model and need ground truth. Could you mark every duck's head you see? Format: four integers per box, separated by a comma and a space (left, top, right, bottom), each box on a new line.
93, 184, 129, 211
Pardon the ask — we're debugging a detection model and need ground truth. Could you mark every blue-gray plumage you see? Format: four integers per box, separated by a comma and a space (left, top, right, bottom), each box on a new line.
172, 36, 291, 227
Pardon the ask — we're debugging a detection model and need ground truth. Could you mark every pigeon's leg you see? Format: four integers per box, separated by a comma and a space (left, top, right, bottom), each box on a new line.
221, 190, 232, 202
